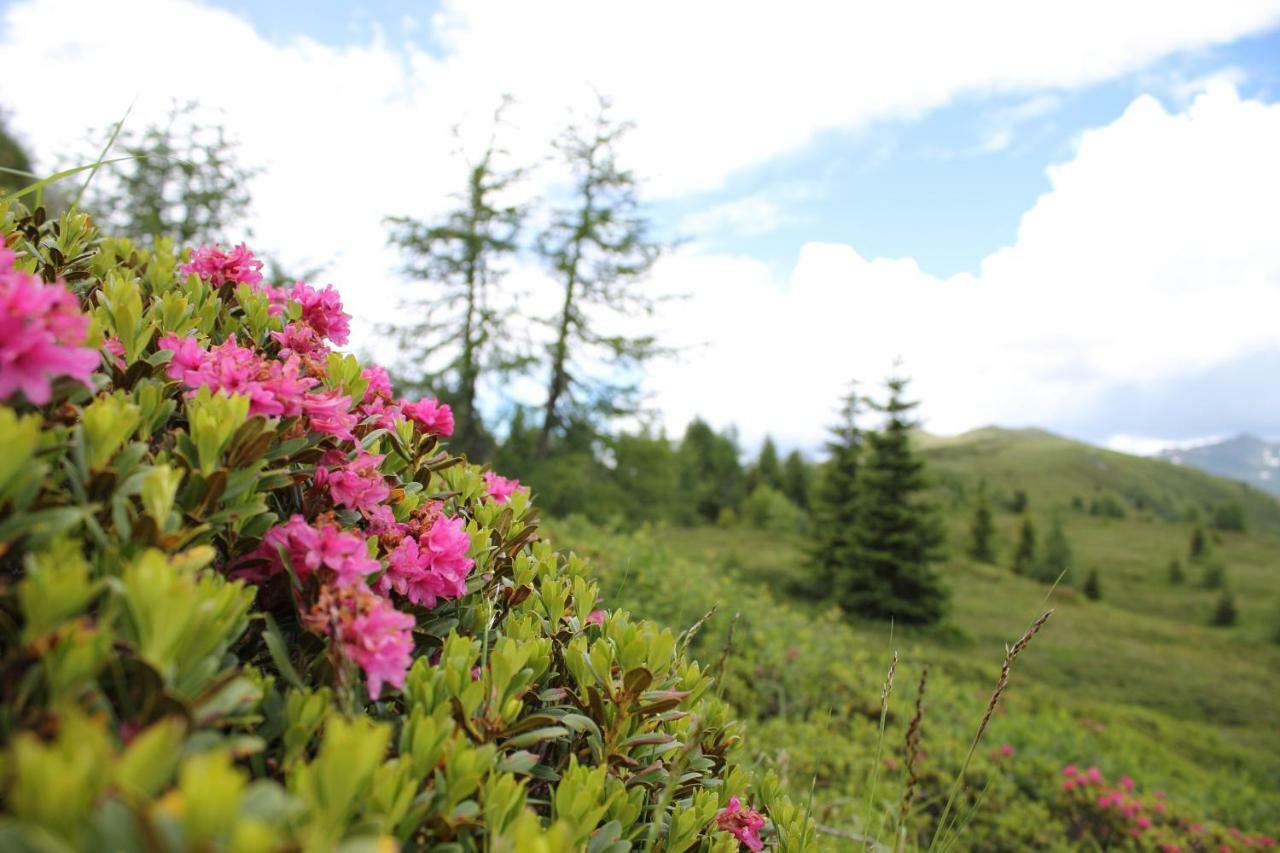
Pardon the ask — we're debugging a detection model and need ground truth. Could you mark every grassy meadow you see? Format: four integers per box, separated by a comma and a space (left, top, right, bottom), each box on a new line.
553, 427, 1280, 848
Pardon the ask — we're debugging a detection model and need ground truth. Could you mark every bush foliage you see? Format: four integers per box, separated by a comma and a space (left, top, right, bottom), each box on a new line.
0, 203, 814, 851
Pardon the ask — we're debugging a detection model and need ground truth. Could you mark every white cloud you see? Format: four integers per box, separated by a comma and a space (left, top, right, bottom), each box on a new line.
1, 2, 1279, 451
678, 196, 784, 237
645, 82, 1280, 450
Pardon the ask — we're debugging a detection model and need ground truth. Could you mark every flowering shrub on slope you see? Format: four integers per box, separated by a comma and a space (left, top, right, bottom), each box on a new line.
0, 202, 816, 851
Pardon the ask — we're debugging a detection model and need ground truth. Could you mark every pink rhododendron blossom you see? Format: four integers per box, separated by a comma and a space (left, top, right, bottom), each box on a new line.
484, 470, 522, 503
102, 337, 126, 371
380, 515, 474, 608
401, 397, 454, 437
289, 281, 350, 345
0, 250, 99, 404
716, 797, 766, 852
307, 583, 413, 699
585, 609, 606, 626
362, 365, 393, 400
1119, 775, 1135, 791
1062, 765, 1078, 778
181, 243, 264, 287
261, 515, 378, 586
316, 450, 390, 513
302, 389, 358, 440
271, 321, 328, 357
997, 744, 1014, 756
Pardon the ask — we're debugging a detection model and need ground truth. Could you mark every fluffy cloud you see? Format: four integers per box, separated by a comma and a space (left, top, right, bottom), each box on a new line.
1, 1, 1278, 450
647, 83, 1280, 450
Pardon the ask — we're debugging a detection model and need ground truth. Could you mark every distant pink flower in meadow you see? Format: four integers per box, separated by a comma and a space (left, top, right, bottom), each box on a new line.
484, 470, 521, 503
181, 243, 263, 287
1119, 775, 1135, 790
401, 397, 454, 437
585, 609, 606, 626
1137, 816, 1152, 829
0, 249, 98, 404
1085, 766, 1103, 783
716, 797, 766, 851
998, 744, 1014, 756
1062, 765, 1078, 777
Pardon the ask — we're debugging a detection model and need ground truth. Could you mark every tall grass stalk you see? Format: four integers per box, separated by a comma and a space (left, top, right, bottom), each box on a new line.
894, 666, 928, 852
860, 626, 898, 850
928, 609, 1053, 851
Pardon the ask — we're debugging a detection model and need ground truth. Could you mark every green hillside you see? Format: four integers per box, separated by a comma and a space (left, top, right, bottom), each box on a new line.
557, 426, 1280, 848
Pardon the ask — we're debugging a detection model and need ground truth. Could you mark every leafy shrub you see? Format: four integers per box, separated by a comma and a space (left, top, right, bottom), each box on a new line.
1211, 502, 1247, 533
1056, 764, 1275, 850
0, 203, 816, 850
740, 485, 806, 534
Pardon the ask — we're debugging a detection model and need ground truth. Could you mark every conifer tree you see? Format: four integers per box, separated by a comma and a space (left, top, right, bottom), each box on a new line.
1012, 517, 1037, 576
755, 436, 783, 492
678, 419, 746, 524
808, 386, 863, 596
1211, 590, 1238, 627
1083, 568, 1102, 601
842, 375, 948, 624
0, 110, 34, 196
1168, 557, 1185, 584
87, 101, 255, 247
967, 479, 995, 562
782, 449, 812, 509
536, 96, 663, 456
1035, 516, 1073, 583
1190, 524, 1208, 560
384, 100, 527, 457
1201, 560, 1226, 590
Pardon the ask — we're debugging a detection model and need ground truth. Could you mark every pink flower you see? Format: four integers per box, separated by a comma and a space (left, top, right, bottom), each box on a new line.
585, 609, 606, 626
998, 744, 1014, 756
716, 797, 766, 852
1062, 765, 1078, 778
0, 250, 98, 404
484, 470, 522, 503
361, 365, 393, 401
1119, 775, 1135, 791
289, 281, 350, 345
261, 515, 378, 587
102, 337, 126, 371
307, 583, 413, 699
401, 397, 454, 437
379, 515, 474, 608
181, 243, 263, 287
302, 388, 357, 440
271, 321, 328, 357
1137, 816, 1152, 829
316, 450, 389, 513
1085, 766, 1103, 784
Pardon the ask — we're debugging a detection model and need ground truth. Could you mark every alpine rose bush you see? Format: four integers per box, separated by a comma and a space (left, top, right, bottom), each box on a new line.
0, 204, 818, 851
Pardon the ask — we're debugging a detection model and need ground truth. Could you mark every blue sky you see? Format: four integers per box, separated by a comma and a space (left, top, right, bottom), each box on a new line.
3, 1, 1280, 453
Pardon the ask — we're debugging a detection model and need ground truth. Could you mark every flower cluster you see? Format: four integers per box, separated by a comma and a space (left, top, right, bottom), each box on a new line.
484, 470, 523, 503
181, 243, 264, 287
0, 249, 99, 404
306, 583, 415, 698
380, 515, 474, 608
716, 797, 767, 851
1058, 764, 1275, 851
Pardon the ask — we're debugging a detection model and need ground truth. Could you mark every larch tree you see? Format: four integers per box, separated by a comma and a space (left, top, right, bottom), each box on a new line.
384, 100, 527, 457
535, 96, 664, 457
86, 101, 255, 247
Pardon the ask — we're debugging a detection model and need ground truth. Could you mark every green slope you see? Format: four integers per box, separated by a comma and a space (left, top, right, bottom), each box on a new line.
557, 426, 1280, 847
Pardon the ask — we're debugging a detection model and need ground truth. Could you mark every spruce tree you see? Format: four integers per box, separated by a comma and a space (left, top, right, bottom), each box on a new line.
1083, 568, 1102, 600
1201, 561, 1226, 590
1035, 516, 1073, 583
1211, 590, 1238, 627
1190, 524, 1208, 560
384, 100, 527, 457
1168, 557, 1185, 584
842, 375, 948, 624
755, 436, 783, 492
678, 419, 746, 524
967, 479, 995, 563
1012, 517, 1037, 576
782, 449, 812, 509
536, 96, 664, 456
808, 386, 863, 598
